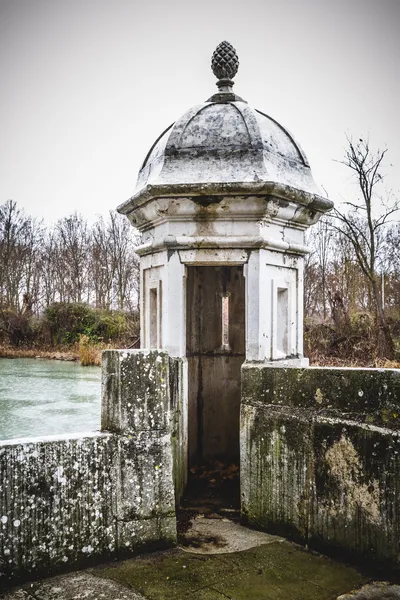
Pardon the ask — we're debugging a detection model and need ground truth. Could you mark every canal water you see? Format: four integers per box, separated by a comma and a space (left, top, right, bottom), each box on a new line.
0, 358, 101, 441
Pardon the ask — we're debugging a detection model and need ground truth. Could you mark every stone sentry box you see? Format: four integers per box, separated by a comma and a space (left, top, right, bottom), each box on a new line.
116, 42, 400, 573
117, 41, 332, 475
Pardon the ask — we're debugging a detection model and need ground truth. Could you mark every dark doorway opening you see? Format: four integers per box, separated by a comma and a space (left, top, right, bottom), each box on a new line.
183, 265, 245, 513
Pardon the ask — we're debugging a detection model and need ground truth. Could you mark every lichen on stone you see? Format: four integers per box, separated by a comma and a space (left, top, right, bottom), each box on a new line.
325, 434, 381, 525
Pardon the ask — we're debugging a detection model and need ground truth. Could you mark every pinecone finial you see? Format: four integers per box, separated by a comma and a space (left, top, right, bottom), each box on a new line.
211, 41, 239, 91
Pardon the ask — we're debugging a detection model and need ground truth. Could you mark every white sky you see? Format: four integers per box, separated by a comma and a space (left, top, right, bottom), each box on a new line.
1, 0, 399, 224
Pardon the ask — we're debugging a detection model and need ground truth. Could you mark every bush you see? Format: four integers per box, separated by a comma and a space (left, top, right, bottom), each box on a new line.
45, 303, 96, 345
94, 311, 127, 341
44, 302, 139, 346
304, 321, 336, 358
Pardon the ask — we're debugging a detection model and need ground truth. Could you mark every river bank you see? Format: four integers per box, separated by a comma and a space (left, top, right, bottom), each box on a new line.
0, 344, 78, 361
0, 343, 104, 365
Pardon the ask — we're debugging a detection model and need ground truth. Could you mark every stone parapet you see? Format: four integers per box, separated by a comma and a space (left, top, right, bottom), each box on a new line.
240, 364, 400, 573
102, 350, 187, 503
242, 365, 400, 429
0, 351, 179, 585
102, 350, 172, 433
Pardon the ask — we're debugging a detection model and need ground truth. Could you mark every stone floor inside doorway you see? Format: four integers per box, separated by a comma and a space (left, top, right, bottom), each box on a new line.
2, 464, 400, 599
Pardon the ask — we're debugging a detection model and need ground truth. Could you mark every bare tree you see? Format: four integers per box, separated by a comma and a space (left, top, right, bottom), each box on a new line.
41, 230, 59, 307
0, 200, 43, 311
107, 211, 140, 311
55, 213, 90, 303
315, 218, 333, 319
304, 250, 320, 318
384, 223, 400, 313
90, 212, 140, 311
333, 138, 399, 358
0, 201, 141, 322
91, 215, 114, 309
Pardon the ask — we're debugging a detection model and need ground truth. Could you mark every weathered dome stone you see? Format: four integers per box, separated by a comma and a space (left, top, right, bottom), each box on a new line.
134, 102, 317, 196
118, 42, 332, 216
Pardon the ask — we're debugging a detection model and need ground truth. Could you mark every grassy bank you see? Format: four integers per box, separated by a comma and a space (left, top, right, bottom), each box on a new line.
307, 355, 400, 369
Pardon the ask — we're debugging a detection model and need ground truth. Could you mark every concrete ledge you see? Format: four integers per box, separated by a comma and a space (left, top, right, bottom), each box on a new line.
101, 350, 171, 433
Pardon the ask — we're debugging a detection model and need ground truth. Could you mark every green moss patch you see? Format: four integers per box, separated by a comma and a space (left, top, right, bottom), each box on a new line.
96, 540, 364, 600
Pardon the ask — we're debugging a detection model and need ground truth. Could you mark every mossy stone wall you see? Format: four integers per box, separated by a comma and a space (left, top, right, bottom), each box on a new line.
241, 365, 400, 572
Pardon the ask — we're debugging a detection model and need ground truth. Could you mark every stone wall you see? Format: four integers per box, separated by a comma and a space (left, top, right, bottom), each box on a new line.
101, 350, 187, 504
241, 365, 400, 572
0, 350, 179, 584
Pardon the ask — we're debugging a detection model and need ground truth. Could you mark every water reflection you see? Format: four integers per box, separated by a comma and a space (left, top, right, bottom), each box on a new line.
0, 358, 101, 441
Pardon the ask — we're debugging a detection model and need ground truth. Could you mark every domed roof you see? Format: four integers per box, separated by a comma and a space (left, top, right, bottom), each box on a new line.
135, 101, 317, 193
119, 42, 331, 214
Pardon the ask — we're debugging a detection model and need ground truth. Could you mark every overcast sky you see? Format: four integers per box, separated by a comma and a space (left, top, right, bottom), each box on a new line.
1, 0, 399, 224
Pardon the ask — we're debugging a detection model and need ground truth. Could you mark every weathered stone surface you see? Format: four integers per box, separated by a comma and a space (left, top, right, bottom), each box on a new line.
242, 365, 400, 429
118, 88, 332, 216
112, 432, 175, 521
102, 350, 171, 433
179, 514, 281, 554
102, 352, 178, 551
337, 582, 400, 599
0, 535, 367, 599
1, 572, 146, 599
241, 364, 400, 571
168, 357, 188, 504
311, 421, 400, 563
0, 431, 176, 582
0, 351, 178, 583
0, 432, 116, 579
102, 349, 185, 505
117, 515, 177, 552
241, 404, 314, 543
97, 539, 364, 600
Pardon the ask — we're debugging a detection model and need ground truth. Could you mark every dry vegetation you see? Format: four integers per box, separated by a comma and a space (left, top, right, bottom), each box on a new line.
78, 335, 102, 367
0, 344, 78, 361
304, 323, 400, 369
0, 302, 139, 366
305, 138, 399, 367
